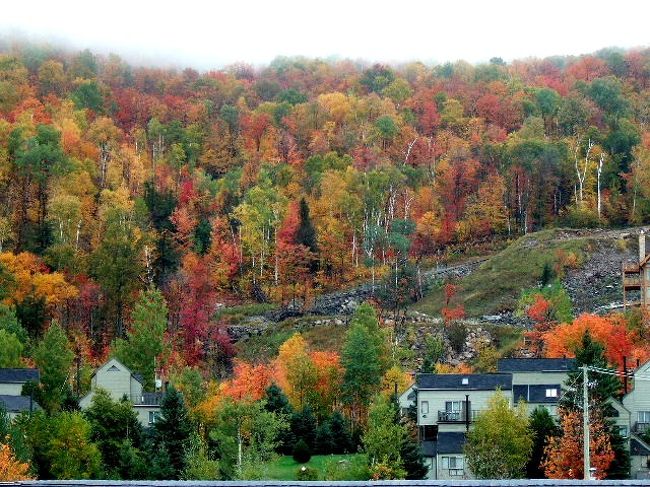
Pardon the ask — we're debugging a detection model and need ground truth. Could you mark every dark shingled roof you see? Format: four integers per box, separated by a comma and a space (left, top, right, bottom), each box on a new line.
497, 358, 576, 373
631, 437, 650, 456
0, 368, 40, 383
437, 431, 467, 454
416, 373, 512, 391
513, 384, 562, 404
0, 395, 41, 413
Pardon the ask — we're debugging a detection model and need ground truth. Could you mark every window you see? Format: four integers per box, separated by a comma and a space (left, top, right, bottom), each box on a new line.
445, 401, 462, 412
639, 411, 650, 423
421, 401, 429, 414
148, 411, 160, 424
461, 377, 469, 385
441, 456, 465, 476
618, 425, 629, 437
545, 388, 558, 398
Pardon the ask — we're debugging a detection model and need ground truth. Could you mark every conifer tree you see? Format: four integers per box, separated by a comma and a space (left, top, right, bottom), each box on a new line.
155, 386, 192, 478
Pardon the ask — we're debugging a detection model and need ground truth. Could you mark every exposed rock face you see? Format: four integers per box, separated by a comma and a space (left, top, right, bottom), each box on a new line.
306, 258, 487, 316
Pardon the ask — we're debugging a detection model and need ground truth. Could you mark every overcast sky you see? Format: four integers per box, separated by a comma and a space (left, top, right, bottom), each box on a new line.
2, 0, 649, 69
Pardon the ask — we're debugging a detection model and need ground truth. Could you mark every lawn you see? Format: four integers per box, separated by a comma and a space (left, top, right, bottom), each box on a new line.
413, 228, 592, 317
259, 453, 367, 480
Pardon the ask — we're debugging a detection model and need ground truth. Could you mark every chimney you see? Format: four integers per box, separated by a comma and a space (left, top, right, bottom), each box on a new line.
640, 231, 646, 263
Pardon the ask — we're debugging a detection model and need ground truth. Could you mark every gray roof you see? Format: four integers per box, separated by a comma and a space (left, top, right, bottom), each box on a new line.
0, 395, 41, 413
0, 368, 40, 384
416, 373, 512, 391
513, 384, 561, 404
437, 431, 467, 454
134, 392, 164, 406
497, 358, 576, 373
631, 436, 650, 456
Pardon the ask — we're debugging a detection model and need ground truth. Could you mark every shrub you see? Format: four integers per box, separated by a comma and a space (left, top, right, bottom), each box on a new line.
446, 321, 468, 353
296, 466, 319, 480
292, 438, 312, 463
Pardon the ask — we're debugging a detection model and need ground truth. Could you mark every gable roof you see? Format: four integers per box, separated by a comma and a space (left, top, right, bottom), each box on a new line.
0, 368, 40, 384
0, 395, 41, 413
437, 431, 467, 454
497, 358, 576, 373
513, 384, 561, 404
416, 373, 512, 391
631, 435, 650, 456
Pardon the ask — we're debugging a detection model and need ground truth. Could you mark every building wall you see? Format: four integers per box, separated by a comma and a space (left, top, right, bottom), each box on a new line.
510, 371, 570, 386
134, 405, 161, 427
623, 362, 650, 432
631, 454, 650, 479
417, 389, 512, 426
0, 383, 23, 395
436, 453, 472, 480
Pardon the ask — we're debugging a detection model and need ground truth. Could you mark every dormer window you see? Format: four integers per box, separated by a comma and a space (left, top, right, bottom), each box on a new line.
107, 365, 120, 372
462, 378, 469, 385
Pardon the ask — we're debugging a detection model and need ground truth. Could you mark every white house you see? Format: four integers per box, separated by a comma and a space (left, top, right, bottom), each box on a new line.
79, 358, 164, 427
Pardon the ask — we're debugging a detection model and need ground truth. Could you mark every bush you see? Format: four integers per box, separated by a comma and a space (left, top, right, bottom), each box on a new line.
292, 438, 312, 463
323, 455, 370, 481
296, 466, 319, 480
446, 321, 468, 353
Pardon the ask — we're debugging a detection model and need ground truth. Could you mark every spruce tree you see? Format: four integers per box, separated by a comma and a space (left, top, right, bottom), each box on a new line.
526, 406, 559, 478
155, 386, 192, 478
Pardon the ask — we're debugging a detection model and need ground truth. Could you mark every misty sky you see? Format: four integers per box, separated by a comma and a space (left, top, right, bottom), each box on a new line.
2, 0, 649, 69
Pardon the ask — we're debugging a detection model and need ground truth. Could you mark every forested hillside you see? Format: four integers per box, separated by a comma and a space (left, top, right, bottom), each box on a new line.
4, 41, 650, 482
1, 43, 650, 360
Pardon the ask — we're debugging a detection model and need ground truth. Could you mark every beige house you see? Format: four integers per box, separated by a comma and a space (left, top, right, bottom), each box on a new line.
497, 358, 575, 416
79, 358, 163, 427
415, 373, 513, 480
0, 368, 41, 419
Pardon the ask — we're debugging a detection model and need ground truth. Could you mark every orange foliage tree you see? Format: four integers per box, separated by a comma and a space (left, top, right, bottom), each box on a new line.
0, 443, 32, 481
543, 313, 635, 368
543, 408, 614, 479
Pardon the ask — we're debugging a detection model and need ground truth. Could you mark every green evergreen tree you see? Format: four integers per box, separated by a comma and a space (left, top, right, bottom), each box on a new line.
85, 389, 144, 475
526, 406, 559, 478
264, 383, 295, 454
155, 386, 193, 478
113, 287, 168, 390
341, 304, 385, 421
290, 406, 317, 449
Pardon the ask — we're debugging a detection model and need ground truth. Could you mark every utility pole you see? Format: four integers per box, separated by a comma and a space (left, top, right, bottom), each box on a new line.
583, 365, 590, 480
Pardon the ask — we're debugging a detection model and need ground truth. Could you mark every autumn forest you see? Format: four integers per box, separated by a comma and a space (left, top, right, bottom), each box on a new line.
1, 40, 650, 481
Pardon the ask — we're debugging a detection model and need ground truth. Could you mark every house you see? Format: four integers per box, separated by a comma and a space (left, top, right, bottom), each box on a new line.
79, 358, 164, 427
497, 358, 575, 416
0, 395, 41, 419
0, 368, 41, 419
414, 373, 513, 479
398, 384, 415, 415
0, 368, 39, 396
622, 231, 650, 310
622, 360, 650, 479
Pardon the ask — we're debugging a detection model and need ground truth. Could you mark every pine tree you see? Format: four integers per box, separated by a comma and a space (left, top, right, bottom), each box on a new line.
155, 386, 193, 478
296, 198, 318, 254
526, 406, 559, 478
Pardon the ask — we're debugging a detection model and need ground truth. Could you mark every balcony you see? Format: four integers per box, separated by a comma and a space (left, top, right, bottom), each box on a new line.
634, 422, 650, 434
438, 410, 483, 423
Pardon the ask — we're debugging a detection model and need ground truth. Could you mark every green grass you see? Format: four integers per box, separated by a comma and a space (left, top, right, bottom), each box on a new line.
215, 303, 278, 324
260, 454, 367, 480
413, 228, 593, 317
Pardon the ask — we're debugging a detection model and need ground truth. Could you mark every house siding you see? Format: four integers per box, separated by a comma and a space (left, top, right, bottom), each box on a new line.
0, 383, 24, 395
417, 389, 512, 426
